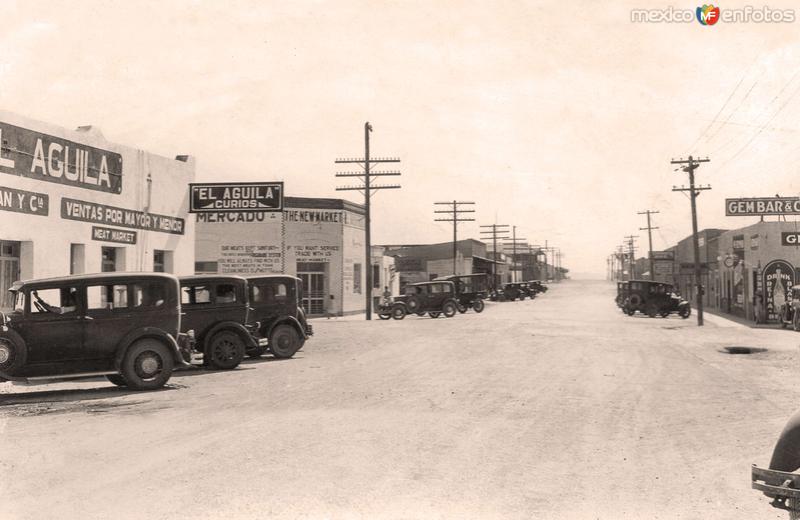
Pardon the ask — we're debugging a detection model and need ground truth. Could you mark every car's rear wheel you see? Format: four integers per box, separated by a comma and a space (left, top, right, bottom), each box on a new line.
377, 310, 392, 320
405, 295, 421, 314
429, 312, 441, 318
473, 299, 485, 313
106, 374, 127, 387
659, 311, 670, 318
442, 301, 457, 318
391, 305, 406, 320
456, 303, 468, 313
121, 339, 174, 391
207, 331, 245, 370
270, 325, 301, 359
679, 306, 691, 319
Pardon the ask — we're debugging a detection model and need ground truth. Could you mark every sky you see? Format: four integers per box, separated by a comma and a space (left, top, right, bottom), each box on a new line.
1, 0, 800, 278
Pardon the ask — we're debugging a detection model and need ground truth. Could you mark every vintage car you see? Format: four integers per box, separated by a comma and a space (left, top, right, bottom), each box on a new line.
500, 282, 528, 301
179, 275, 253, 369
527, 280, 547, 296
777, 285, 800, 331
752, 408, 800, 514
623, 280, 691, 318
389, 281, 459, 319
435, 273, 488, 313
615, 281, 630, 309
245, 275, 312, 358
0, 273, 191, 390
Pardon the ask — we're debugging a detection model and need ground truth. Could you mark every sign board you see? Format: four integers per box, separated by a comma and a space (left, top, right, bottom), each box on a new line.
653, 261, 673, 275
764, 260, 794, 321
0, 185, 48, 216
91, 226, 137, 245
190, 182, 283, 213
61, 198, 185, 235
395, 257, 425, 272
0, 121, 122, 193
650, 251, 674, 261
782, 232, 800, 246
726, 197, 800, 216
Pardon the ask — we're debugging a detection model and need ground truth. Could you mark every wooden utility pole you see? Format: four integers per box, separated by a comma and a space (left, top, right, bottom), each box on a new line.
434, 201, 476, 276
504, 226, 528, 283
638, 210, 660, 281
335, 122, 401, 320
479, 224, 510, 290
624, 235, 638, 280
671, 155, 711, 326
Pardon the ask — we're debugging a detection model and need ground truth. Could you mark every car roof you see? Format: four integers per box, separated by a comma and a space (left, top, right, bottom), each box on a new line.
437, 274, 487, 280
180, 274, 248, 282
12, 272, 178, 290
410, 280, 454, 286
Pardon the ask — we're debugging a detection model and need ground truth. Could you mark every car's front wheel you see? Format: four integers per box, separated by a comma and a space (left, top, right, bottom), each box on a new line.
442, 301, 457, 318
391, 305, 406, 320
121, 339, 174, 391
473, 299, 485, 313
429, 312, 441, 318
270, 325, 301, 359
456, 303, 468, 313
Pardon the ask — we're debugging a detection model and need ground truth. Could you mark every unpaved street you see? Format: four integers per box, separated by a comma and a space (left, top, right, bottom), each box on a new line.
1, 280, 798, 519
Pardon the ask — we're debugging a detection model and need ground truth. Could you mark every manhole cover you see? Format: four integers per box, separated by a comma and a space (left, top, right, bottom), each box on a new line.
723, 346, 767, 354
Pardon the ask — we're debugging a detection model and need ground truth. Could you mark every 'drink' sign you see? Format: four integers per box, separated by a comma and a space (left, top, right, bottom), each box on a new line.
726, 197, 800, 216
190, 182, 283, 213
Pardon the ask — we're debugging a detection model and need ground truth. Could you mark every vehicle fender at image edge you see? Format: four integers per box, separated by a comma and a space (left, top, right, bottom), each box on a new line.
203, 321, 258, 353
114, 327, 190, 371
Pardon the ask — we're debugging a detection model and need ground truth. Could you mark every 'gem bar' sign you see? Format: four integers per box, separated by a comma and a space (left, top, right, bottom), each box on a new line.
190, 182, 283, 213
726, 197, 800, 216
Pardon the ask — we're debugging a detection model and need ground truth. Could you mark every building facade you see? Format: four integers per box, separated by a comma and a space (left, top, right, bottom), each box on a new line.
195, 196, 372, 317
0, 111, 196, 310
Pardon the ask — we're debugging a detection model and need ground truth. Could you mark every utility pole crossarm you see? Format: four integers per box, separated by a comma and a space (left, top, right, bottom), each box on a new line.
434, 201, 476, 276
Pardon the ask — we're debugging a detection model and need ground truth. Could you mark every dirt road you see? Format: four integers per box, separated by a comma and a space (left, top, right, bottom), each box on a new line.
1, 280, 797, 519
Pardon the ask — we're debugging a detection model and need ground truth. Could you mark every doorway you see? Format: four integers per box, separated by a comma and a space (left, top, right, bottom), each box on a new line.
0, 240, 20, 310
297, 262, 327, 316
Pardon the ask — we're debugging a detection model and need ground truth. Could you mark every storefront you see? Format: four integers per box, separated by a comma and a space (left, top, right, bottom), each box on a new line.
716, 221, 800, 322
0, 111, 196, 310
195, 196, 370, 317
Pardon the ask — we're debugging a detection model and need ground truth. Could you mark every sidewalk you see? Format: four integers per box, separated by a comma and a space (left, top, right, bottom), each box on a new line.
703, 307, 784, 330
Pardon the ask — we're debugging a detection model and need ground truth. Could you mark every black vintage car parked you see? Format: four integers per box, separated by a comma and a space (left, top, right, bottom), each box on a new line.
245, 275, 312, 359
623, 280, 690, 318
500, 282, 528, 301
179, 275, 253, 369
389, 281, 459, 319
436, 273, 488, 313
615, 281, 629, 309
527, 280, 547, 295
0, 273, 191, 390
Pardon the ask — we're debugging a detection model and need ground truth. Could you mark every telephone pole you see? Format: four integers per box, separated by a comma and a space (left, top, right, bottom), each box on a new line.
624, 235, 638, 280
335, 122, 401, 320
671, 155, 711, 326
434, 201, 476, 275
480, 224, 510, 290
638, 210, 660, 281
504, 226, 528, 282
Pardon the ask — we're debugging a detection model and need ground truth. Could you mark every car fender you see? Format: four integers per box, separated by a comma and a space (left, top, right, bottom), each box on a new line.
114, 327, 189, 370
203, 321, 257, 352
768, 408, 800, 472
266, 316, 307, 340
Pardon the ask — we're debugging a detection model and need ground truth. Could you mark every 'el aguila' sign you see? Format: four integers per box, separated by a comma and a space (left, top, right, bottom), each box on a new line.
189, 182, 283, 213
0, 121, 122, 193
726, 197, 800, 216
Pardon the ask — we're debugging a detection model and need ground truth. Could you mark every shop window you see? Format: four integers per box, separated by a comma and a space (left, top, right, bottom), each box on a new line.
102, 247, 117, 272
195, 261, 218, 274
154, 250, 174, 273
372, 264, 381, 289
70, 244, 86, 275
353, 264, 361, 294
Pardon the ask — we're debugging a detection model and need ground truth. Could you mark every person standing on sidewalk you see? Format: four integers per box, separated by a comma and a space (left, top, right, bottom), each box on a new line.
754, 290, 764, 325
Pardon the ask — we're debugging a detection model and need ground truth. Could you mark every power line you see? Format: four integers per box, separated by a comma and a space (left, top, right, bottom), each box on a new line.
638, 210, 659, 281
479, 224, 510, 290
434, 200, 475, 276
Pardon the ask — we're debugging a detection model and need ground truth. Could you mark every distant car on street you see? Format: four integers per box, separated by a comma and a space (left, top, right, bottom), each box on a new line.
435, 273, 488, 313
389, 281, 459, 319
0, 273, 192, 390
622, 280, 690, 318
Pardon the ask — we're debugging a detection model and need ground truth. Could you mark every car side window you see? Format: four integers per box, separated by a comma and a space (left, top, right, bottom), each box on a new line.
443, 284, 452, 293
430, 284, 441, 294
216, 284, 237, 303
132, 283, 166, 308
87, 284, 129, 310
183, 285, 211, 305
30, 287, 79, 315
253, 283, 287, 303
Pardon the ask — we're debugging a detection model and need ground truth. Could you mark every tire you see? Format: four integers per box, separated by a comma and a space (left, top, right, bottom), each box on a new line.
246, 345, 268, 359
391, 305, 406, 320
269, 324, 301, 359
473, 299, 485, 313
405, 295, 421, 313
0, 330, 26, 375
628, 295, 642, 308
206, 331, 245, 370
377, 311, 391, 320
429, 312, 441, 318
456, 303, 468, 314
659, 311, 670, 318
646, 303, 658, 318
442, 301, 457, 318
121, 339, 174, 391
106, 374, 127, 387
679, 306, 691, 319
624, 306, 635, 316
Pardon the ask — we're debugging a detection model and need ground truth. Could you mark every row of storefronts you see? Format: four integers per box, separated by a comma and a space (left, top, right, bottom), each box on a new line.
639, 221, 800, 323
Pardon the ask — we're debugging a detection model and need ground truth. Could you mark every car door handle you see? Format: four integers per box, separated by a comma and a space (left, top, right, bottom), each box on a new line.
80, 316, 94, 320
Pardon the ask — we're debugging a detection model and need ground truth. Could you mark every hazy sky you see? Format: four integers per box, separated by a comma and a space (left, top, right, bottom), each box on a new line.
2, 0, 799, 276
